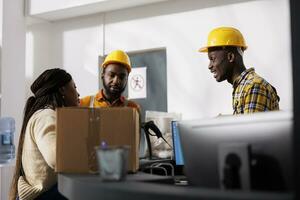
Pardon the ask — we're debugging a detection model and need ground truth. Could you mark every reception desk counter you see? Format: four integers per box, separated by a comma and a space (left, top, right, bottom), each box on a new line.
58, 172, 293, 200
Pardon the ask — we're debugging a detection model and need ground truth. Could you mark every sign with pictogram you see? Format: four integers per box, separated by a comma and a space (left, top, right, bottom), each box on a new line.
128, 67, 147, 99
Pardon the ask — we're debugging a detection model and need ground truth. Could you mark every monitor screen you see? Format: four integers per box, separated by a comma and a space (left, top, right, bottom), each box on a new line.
179, 111, 293, 191
172, 121, 184, 166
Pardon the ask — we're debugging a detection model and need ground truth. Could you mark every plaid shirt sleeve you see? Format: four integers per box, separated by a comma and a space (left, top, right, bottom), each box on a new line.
243, 83, 270, 113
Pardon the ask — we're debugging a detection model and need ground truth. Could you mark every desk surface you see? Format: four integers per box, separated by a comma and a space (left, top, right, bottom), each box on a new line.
58, 172, 293, 200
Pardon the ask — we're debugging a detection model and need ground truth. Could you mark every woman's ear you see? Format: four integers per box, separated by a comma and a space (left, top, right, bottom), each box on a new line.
58, 87, 65, 96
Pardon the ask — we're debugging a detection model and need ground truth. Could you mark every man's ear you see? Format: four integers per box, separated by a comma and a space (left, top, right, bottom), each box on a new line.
227, 52, 235, 63
101, 68, 105, 79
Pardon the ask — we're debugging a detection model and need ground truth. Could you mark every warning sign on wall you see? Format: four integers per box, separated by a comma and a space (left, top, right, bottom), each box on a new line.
128, 67, 147, 99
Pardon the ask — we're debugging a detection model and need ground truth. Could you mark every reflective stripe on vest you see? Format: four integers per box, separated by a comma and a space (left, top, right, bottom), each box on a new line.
89, 96, 95, 108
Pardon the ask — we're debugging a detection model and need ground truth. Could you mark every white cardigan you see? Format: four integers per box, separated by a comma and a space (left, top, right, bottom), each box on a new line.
18, 109, 57, 200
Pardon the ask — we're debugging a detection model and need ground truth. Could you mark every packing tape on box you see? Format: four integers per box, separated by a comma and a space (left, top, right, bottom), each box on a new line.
86, 109, 101, 173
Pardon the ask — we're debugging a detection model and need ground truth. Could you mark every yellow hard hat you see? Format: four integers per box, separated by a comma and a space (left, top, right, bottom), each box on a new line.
199, 27, 247, 52
102, 50, 131, 73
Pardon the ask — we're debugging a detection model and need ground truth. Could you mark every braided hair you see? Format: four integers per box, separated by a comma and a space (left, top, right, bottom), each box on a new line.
9, 68, 72, 200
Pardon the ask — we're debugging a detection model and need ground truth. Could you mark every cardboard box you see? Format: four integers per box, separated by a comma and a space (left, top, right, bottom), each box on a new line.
56, 107, 140, 173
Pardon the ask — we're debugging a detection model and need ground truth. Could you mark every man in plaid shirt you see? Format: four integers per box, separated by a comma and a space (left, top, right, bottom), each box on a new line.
199, 27, 280, 114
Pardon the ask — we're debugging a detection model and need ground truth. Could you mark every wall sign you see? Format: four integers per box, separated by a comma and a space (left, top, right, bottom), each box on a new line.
128, 67, 147, 99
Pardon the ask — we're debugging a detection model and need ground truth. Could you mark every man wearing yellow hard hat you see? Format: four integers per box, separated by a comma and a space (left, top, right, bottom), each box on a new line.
80, 50, 140, 111
200, 27, 280, 114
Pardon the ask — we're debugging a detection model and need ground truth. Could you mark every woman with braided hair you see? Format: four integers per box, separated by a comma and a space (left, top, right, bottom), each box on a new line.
9, 68, 80, 200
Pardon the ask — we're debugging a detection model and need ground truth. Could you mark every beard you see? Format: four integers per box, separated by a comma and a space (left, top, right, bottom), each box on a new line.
103, 82, 126, 97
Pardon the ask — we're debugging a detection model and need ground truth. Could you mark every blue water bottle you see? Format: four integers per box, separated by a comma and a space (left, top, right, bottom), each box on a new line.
0, 117, 15, 164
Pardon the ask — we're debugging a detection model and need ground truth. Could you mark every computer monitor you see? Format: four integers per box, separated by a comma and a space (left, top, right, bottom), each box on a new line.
171, 121, 184, 166
179, 111, 293, 191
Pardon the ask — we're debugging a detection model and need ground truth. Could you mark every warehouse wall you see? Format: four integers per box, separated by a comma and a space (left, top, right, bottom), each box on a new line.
26, 0, 292, 120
